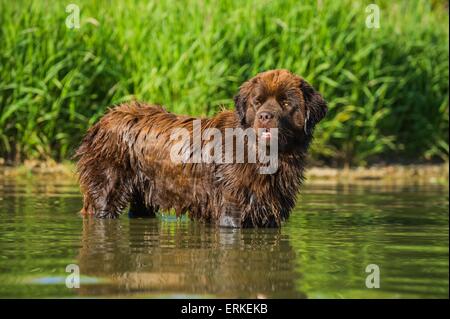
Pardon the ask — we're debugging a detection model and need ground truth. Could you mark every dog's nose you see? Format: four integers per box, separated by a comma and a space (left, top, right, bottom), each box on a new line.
258, 112, 274, 122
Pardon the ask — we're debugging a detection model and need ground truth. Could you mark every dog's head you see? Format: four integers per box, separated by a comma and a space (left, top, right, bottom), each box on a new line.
234, 69, 327, 147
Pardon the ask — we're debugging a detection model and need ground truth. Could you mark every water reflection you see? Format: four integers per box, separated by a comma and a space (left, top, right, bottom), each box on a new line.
77, 218, 304, 298
0, 178, 447, 298
288, 184, 449, 298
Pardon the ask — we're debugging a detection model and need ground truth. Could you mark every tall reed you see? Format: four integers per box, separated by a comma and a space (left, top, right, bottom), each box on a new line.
0, 0, 448, 165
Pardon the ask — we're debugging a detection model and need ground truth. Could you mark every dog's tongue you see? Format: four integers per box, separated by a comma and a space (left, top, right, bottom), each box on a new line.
261, 130, 271, 140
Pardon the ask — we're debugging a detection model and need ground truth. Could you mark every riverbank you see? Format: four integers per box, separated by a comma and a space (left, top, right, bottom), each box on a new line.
0, 160, 448, 186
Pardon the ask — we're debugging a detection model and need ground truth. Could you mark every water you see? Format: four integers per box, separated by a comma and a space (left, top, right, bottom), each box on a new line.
0, 178, 448, 298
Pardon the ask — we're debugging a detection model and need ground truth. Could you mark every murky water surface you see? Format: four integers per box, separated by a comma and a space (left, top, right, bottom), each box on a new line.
0, 178, 448, 298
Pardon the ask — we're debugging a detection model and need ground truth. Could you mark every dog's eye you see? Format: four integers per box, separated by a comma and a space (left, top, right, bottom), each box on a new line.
283, 101, 289, 108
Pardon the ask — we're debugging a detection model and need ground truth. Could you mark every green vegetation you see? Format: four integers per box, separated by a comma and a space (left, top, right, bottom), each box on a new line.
0, 0, 448, 165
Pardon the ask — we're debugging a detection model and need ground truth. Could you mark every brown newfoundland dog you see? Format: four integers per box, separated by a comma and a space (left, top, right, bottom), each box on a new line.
75, 69, 327, 228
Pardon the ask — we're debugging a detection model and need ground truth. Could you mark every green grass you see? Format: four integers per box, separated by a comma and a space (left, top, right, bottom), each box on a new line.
0, 0, 448, 166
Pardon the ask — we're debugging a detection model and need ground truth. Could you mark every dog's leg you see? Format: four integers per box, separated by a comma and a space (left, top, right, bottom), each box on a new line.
128, 193, 157, 218
80, 165, 131, 219
80, 193, 95, 217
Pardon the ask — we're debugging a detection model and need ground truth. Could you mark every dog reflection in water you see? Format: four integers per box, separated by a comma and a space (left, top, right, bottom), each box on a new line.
76, 217, 305, 298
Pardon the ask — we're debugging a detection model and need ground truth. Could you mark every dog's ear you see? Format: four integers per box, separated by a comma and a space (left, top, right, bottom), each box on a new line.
234, 88, 249, 126
300, 79, 327, 135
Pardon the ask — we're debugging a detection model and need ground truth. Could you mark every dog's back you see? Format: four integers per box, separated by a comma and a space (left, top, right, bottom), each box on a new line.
75, 102, 225, 220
